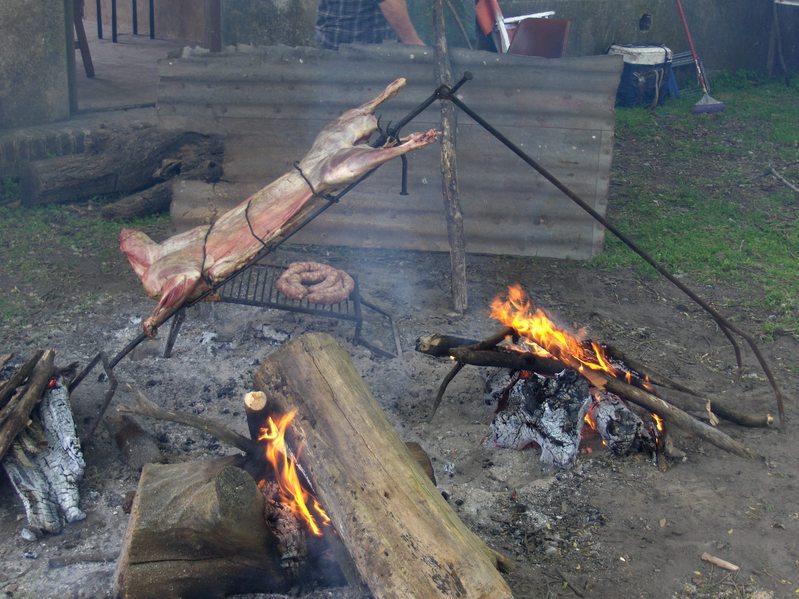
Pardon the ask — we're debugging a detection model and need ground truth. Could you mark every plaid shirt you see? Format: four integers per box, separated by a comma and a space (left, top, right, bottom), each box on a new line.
315, 0, 397, 50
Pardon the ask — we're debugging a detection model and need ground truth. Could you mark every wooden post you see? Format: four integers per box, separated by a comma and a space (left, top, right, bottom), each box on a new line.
433, 0, 468, 313
254, 333, 512, 599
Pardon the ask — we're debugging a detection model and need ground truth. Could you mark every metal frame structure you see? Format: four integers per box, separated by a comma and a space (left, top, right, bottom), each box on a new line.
72, 71, 775, 438
163, 262, 402, 360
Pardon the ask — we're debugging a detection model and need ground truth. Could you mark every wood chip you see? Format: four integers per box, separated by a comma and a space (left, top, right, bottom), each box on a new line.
701, 552, 740, 572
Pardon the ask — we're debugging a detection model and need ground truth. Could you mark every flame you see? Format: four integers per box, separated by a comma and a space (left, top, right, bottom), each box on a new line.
259, 410, 329, 536
652, 413, 664, 433
584, 409, 597, 431
490, 284, 620, 377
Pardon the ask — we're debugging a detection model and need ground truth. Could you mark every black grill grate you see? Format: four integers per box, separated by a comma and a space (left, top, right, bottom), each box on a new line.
163, 262, 401, 359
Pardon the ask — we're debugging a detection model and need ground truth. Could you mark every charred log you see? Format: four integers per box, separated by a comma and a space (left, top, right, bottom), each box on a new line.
488, 370, 592, 469
0, 350, 54, 462
587, 390, 657, 456
0, 350, 44, 412
1, 376, 86, 538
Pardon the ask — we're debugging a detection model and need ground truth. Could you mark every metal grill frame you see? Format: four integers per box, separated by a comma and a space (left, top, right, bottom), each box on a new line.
162, 262, 401, 359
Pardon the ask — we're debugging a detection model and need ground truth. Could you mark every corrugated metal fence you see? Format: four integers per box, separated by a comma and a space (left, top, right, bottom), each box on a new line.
158, 44, 622, 259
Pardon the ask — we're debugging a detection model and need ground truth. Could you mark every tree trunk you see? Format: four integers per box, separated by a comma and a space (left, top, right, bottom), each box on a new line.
99, 181, 172, 220
254, 332, 512, 599
19, 129, 219, 206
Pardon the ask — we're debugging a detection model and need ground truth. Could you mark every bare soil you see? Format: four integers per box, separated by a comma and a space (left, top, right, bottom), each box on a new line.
1, 141, 798, 597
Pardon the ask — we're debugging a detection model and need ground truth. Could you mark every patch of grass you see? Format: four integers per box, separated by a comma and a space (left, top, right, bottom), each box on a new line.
1, 177, 20, 205
595, 77, 799, 336
0, 203, 168, 323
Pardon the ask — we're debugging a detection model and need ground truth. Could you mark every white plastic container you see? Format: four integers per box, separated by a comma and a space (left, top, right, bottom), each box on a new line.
608, 44, 672, 66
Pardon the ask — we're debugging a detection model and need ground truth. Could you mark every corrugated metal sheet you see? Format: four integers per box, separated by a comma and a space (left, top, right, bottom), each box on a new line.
158, 44, 622, 259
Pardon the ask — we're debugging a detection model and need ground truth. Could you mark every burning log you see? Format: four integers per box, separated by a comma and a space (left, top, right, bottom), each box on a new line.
418, 332, 771, 431
488, 370, 592, 469
115, 390, 349, 597
486, 370, 656, 469
588, 389, 658, 456
254, 332, 512, 599
1, 355, 87, 539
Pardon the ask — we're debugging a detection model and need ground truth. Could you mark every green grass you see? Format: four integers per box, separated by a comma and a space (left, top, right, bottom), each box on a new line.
594, 75, 799, 336
0, 201, 168, 324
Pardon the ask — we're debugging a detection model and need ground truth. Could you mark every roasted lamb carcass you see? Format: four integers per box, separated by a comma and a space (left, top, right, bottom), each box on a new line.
120, 79, 437, 336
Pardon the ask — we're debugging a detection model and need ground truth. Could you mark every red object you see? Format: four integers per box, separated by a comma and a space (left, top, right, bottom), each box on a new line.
475, 0, 501, 35
674, 0, 710, 92
474, 0, 570, 58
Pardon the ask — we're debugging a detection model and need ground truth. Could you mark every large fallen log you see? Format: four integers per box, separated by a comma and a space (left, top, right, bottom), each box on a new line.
254, 332, 512, 599
19, 129, 220, 207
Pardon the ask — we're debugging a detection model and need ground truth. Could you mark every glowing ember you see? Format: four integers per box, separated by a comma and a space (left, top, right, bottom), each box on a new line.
259, 410, 330, 536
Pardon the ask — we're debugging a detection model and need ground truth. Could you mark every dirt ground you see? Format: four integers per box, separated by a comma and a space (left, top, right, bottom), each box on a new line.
1, 71, 798, 596
1, 210, 797, 599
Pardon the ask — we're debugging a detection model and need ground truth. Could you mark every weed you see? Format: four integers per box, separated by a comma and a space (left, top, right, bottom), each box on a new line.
0, 177, 19, 204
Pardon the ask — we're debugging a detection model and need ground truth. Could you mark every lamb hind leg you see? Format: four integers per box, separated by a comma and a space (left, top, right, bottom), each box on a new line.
143, 271, 204, 336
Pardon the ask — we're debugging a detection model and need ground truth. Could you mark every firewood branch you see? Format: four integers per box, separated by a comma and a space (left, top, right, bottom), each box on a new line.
419, 333, 756, 459
0, 350, 45, 412
0, 350, 55, 463
768, 164, 799, 194
118, 384, 256, 454
427, 327, 516, 418
420, 333, 771, 429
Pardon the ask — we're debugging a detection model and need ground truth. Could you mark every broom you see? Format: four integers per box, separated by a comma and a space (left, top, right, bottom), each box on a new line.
674, 0, 726, 113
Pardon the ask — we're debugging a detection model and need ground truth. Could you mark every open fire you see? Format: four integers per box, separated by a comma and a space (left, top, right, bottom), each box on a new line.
487, 284, 663, 465
490, 283, 652, 391
258, 410, 330, 536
